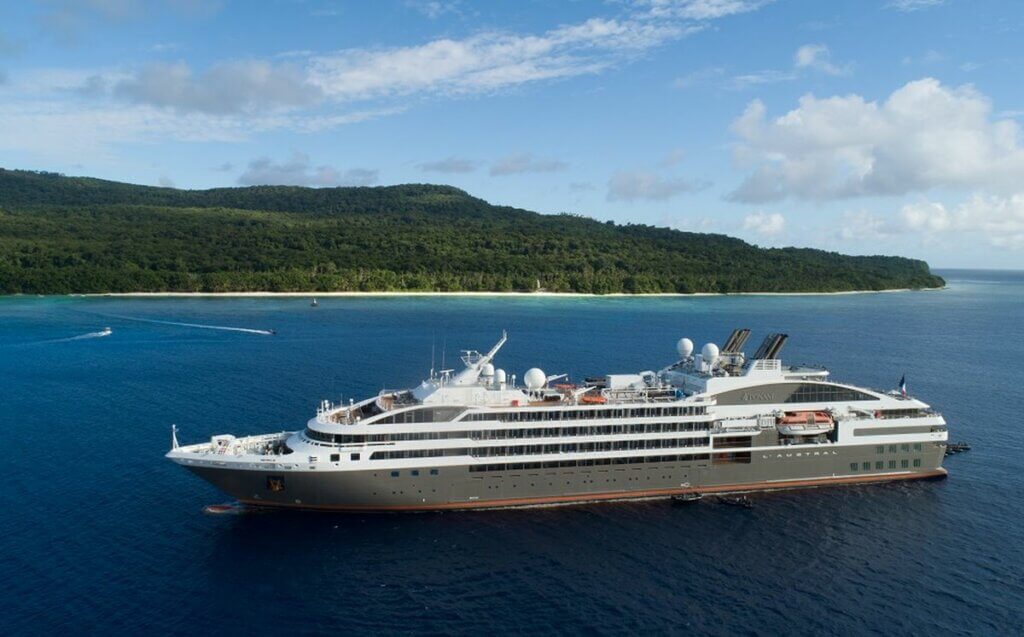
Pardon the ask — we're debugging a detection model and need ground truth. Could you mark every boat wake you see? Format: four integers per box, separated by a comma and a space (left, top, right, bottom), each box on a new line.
98, 314, 275, 335
14, 328, 114, 346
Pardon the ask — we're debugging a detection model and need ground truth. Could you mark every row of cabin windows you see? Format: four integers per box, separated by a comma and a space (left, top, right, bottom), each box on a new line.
369, 437, 711, 460
304, 420, 711, 445
462, 404, 706, 423
786, 384, 879, 403
875, 443, 924, 453
851, 458, 921, 471
469, 454, 712, 472
372, 407, 466, 425
389, 469, 441, 477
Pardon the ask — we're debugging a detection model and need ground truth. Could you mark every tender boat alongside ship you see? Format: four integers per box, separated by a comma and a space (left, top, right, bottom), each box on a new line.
167, 329, 949, 511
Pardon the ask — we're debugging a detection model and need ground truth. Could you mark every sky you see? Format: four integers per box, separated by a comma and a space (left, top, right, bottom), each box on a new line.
1, 0, 1023, 269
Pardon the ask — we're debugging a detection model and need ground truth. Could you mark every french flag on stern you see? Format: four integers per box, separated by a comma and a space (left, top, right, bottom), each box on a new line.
899, 374, 907, 397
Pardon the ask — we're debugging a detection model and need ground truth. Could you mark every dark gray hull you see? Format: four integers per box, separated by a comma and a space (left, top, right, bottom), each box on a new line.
186, 442, 947, 511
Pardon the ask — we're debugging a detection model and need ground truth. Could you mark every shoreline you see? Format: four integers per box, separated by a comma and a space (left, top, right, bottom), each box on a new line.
61, 287, 947, 299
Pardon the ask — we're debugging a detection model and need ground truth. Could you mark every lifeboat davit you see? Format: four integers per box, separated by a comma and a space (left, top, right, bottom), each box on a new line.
777, 411, 834, 436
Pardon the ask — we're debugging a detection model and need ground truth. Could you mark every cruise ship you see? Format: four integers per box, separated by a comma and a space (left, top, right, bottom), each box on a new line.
167, 330, 948, 510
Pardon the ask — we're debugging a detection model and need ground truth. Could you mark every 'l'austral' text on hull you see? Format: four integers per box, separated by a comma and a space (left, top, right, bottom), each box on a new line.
167, 329, 948, 510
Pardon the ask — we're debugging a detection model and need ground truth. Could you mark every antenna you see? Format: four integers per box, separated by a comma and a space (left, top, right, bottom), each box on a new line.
441, 337, 447, 373
431, 335, 436, 380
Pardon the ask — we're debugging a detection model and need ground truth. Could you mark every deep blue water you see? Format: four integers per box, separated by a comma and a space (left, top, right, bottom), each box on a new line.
2, 270, 1023, 635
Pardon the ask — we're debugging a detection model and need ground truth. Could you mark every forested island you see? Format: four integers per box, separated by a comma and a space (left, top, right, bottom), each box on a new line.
0, 169, 944, 295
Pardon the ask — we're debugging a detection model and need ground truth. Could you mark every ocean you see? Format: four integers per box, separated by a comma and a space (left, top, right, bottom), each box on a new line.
2, 270, 1022, 635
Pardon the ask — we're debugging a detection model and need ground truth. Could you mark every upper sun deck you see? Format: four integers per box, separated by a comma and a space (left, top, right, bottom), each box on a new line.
311, 329, 849, 428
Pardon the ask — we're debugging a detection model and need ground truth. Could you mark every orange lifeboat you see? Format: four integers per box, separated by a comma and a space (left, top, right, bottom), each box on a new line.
777, 411, 834, 436
580, 394, 607, 405
778, 411, 832, 425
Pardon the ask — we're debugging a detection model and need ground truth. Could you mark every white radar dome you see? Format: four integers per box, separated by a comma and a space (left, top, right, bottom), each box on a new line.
524, 368, 547, 390
481, 363, 495, 377
701, 343, 720, 363
677, 338, 694, 359
495, 369, 507, 385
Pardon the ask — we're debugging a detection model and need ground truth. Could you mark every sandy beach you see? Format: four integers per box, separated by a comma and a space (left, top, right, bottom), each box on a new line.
83, 287, 944, 299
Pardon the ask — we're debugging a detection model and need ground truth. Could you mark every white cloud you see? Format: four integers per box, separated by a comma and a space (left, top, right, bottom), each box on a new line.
490, 153, 567, 176
728, 78, 1024, 203
900, 194, 1024, 249
607, 170, 706, 201
418, 157, 481, 173
1, 2, 771, 157
835, 194, 1024, 250
115, 60, 322, 114
640, 0, 772, 20
886, 0, 945, 11
794, 43, 849, 75
307, 18, 686, 103
237, 153, 378, 187
730, 43, 849, 89
741, 211, 785, 237
730, 69, 795, 88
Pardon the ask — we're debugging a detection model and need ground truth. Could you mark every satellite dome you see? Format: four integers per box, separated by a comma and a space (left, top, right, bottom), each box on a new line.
677, 338, 694, 359
495, 369, 507, 385
701, 342, 720, 363
524, 368, 547, 390
481, 363, 495, 377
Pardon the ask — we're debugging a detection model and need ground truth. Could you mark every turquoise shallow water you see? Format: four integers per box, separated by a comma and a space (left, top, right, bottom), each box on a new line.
1, 270, 1022, 635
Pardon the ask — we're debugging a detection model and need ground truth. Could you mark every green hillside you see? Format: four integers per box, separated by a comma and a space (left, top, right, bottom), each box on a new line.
0, 169, 945, 295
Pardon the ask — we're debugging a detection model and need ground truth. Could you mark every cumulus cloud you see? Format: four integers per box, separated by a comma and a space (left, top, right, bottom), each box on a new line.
742, 211, 785, 237
794, 43, 848, 75
115, 60, 322, 114
900, 195, 1024, 249
418, 157, 481, 173
835, 195, 1024, 250
237, 153, 379, 187
490, 153, 567, 176
607, 170, 706, 201
727, 78, 1024, 203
